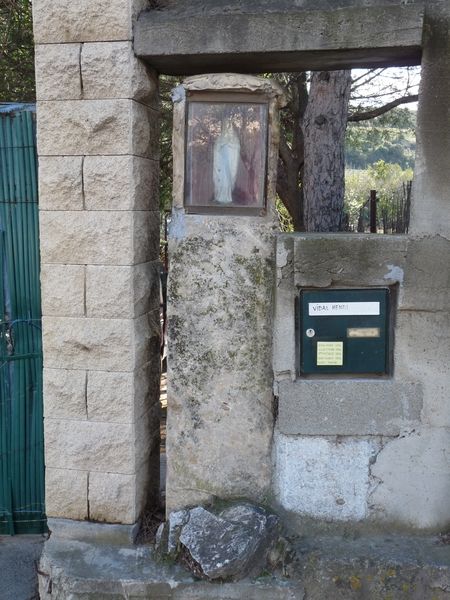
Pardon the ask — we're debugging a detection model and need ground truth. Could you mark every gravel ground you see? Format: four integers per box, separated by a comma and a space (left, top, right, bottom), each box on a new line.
0, 535, 45, 600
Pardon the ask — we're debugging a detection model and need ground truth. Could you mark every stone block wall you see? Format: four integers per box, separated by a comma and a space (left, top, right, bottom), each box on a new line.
33, 0, 161, 523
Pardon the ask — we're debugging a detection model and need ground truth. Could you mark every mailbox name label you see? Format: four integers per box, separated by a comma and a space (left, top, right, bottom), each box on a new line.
308, 301, 380, 316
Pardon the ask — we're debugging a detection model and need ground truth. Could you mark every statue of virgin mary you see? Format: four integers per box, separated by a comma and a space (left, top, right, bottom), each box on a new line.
213, 119, 240, 204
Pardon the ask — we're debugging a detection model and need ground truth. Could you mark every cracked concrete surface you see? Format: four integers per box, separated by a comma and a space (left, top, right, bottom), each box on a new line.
38, 519, 450, 599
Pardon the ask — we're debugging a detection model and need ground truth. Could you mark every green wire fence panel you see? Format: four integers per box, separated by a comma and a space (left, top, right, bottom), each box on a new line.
0, 107, 46, 535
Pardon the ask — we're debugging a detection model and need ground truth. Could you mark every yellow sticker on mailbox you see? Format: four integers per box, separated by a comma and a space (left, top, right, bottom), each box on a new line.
317, 341, 344, 366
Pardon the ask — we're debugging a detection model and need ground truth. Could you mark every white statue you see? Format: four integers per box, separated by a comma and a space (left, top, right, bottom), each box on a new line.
213, 119, 240, 204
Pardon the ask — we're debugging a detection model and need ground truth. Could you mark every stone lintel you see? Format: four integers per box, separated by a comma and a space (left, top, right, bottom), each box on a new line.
138, 48, 422, 76
135, 4, 423, 74
276, 233, 450, 313
287, 233, 409, 289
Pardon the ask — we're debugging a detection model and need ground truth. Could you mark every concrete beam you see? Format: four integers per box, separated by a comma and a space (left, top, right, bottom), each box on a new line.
277, 380, 423, 437
135, 2, 424, 74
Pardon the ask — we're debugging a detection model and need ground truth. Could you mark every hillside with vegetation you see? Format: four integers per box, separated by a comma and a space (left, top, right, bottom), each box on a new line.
345, 107, 416, 170
343, 108, 416, 232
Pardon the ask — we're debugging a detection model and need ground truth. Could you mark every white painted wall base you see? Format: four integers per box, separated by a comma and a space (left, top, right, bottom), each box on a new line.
274, 434, 381, 521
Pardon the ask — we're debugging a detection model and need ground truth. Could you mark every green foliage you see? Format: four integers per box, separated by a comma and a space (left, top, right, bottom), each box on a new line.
159, 75, 181, 211
345, 108, 416, 170
372, 107, 416, 130
344, 160, 413, 231
369, 159, 413, 184
0, 0, 35, 101
276, 197, 294, 232
345, 169, 371, 227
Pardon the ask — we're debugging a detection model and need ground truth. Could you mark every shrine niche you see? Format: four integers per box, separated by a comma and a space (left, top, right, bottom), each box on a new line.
184, 92, 269, 215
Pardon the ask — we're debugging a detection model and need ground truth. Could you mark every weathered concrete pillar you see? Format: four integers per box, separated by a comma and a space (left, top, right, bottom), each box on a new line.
410, 0, 450, 238
166, 74, 285, 512
368, 0, 450, 529
33, 0, 161, 524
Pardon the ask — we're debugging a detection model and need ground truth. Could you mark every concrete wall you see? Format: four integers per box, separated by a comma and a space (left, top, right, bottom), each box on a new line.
272, 1, 450, 531
33, 0, 161, 524
165, 74, 285, 512
273, 234, 449, 531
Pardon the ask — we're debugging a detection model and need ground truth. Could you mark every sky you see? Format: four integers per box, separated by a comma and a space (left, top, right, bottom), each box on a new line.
350, 66, 421, 111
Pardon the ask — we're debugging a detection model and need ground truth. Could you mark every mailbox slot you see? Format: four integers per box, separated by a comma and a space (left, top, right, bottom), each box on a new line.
299, 288, 390, 376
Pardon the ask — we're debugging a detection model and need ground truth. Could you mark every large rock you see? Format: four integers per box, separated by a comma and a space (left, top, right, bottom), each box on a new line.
166, 75, 284, 514
158, 504, 281, 581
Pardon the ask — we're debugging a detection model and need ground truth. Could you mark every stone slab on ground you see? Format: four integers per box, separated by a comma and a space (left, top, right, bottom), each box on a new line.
0, 535, 45, 600
39, 519, 301, 599
38, 519, 450, 600
294, 535, 450, 600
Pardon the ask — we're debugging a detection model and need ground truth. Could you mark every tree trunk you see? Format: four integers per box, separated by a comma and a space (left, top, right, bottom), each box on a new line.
303, 70, 352, 232
276, 158, 304, 231
276, 73, 308, 231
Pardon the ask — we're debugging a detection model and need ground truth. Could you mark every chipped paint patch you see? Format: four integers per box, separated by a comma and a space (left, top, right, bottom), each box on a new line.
384, 264, 404, 283
274, 434, 381, 521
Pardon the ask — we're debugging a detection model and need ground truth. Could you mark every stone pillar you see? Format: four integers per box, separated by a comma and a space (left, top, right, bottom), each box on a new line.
33, 0, 161, 523
368, 0, 450, 529
410, 0, 450, 239
166, 75, 285, 512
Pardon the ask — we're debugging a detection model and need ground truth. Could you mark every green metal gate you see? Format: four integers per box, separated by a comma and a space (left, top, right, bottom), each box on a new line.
0, 105, 46, 534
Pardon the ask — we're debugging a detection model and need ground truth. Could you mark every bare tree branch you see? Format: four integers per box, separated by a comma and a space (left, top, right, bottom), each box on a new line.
348, 94, 418, 122
351, 68, 385, 89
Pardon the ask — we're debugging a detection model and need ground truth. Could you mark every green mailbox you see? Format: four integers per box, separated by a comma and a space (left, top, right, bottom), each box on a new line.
299, 288, 390, 375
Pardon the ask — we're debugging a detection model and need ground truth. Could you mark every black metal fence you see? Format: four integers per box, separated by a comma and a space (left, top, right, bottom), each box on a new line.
355, 181, 412, 234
